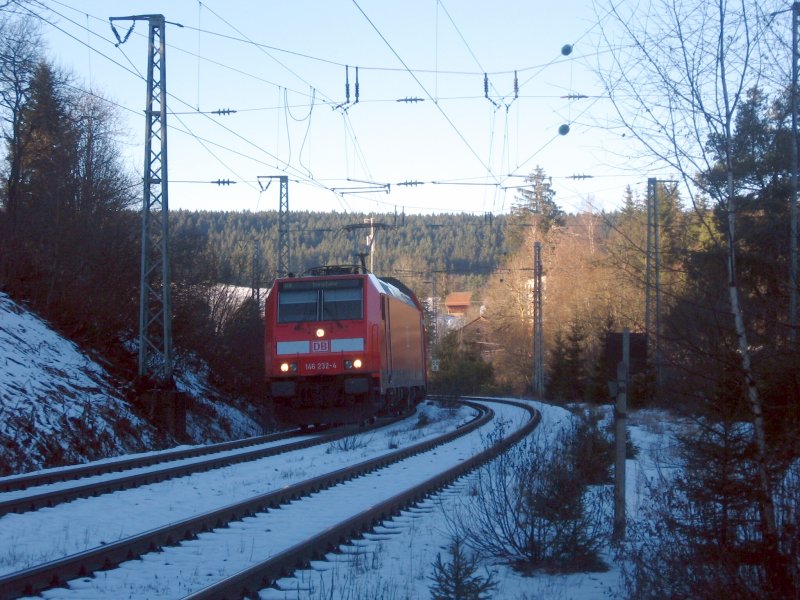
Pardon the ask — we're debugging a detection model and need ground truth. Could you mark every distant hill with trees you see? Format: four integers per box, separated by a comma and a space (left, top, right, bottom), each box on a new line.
170, 209, 507, 300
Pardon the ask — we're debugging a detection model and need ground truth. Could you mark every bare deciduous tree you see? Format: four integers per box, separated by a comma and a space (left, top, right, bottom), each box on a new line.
595, 0, 789, 590
443, 415, 612, 574
0, 15, 40, 269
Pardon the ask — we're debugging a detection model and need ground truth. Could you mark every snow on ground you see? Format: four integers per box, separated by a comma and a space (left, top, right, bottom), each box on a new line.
2, 400, 678, 599
18, 398, 496, 600
260, 401, 678, 600
0, 293, 159, 475
0, 401, 476, 578
0, 292, 263, 476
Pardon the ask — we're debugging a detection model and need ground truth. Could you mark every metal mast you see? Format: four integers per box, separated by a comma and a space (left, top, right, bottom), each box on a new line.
277, 176, 290, 277
112, 14, 172, 383
532, 241, 544, 397
258, 175, 290, 277
251, 239, 262, 304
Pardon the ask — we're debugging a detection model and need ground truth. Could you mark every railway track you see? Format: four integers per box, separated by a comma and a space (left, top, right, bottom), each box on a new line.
0, 416, 403, 517
0, 397, 538, 600
0, 430, 301, 493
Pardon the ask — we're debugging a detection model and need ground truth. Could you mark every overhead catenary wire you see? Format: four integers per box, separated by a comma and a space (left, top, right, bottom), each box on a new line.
351, 0, 501, 188
14, 0, 630, 219
16, 0, 341, 172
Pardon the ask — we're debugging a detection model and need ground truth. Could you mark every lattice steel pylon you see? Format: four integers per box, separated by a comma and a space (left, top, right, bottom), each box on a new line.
277, 176, 290, 277
113, 14, 173, 382
258, 175, 290, 277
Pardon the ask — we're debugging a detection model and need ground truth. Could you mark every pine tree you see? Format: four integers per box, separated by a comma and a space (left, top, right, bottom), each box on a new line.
506, 166, 565, 252
428, 537, 497, 600
564, 318, 586, 400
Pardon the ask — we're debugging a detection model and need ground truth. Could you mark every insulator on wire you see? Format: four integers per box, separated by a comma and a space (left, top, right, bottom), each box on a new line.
483, 73, 500, 108
514, 71, 519, 99
345, 65, 350, 104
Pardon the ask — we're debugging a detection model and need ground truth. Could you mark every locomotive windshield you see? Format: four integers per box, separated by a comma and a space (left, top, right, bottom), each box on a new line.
278, 278, 363, 323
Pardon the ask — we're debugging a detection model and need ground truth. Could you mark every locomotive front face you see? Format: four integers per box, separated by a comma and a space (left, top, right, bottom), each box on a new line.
265, 272, 426, 426
267, 276, 374, 397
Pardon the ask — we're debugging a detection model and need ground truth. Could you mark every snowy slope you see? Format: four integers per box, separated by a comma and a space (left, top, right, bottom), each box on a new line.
0, 292, 261, 476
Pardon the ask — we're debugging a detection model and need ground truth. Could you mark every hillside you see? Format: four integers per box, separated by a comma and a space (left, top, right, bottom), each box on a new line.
0, 292, 263, 476
171, 209, 507, 295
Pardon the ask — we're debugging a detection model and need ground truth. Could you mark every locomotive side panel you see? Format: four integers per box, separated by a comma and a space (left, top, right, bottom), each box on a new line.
382, 294, 426, 391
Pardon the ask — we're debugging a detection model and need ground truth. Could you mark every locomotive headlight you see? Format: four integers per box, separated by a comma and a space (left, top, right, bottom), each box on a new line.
315, 328, 325, 338
344, 360, 353, 369
280, 362, 290, 373
353, 358, 363, 369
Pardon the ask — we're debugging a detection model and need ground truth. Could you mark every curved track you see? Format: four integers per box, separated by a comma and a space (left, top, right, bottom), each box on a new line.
0, 397, 537, 600
186, 398, 539, 600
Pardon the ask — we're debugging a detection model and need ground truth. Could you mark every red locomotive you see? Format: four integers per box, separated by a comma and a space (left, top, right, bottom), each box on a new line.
264, 266, 427, 426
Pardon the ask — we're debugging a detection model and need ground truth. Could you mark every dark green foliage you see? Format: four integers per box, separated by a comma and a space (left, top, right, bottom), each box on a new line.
569, 407, 614, 485
546, 318, 587, 403
621, 410, 799, 599
212, 297, 264, 396
505, 165, 565, 252
169, 209, 507, 299
432, 330, 494, 395
428, 537, 497, 600
0, 55, 139, 356
622, 86, 800, 600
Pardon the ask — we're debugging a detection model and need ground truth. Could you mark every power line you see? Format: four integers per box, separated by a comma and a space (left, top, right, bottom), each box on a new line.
351, 0, 500, 187
24, 0, 625, 219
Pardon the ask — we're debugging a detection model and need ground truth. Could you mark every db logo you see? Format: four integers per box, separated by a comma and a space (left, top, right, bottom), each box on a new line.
312, 340, 330, 352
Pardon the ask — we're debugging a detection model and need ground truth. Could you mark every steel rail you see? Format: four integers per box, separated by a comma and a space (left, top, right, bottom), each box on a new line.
0, 415, 406, 516
0, 430, 300, 493
183, 397, 539, 600
0, 399, 490, 600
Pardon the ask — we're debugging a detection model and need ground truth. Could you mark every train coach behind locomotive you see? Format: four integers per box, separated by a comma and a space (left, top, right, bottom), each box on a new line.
264, 266, 427, 426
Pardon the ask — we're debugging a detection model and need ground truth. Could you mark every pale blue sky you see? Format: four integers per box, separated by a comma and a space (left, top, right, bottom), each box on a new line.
20, 0, 651, 215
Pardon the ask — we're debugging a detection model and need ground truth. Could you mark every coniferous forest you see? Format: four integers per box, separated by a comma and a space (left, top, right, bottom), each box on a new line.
1, 6, 799, 597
